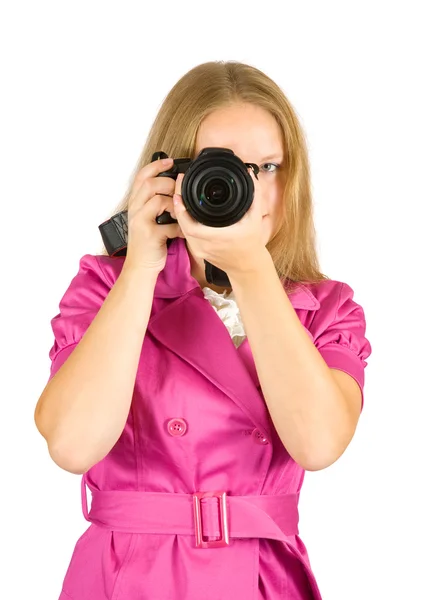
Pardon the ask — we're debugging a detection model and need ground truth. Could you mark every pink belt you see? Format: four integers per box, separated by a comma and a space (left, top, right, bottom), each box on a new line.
81, 475, 299, 549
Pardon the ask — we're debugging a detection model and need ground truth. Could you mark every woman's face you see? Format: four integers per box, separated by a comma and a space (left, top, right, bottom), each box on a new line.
194, 102, 286, 245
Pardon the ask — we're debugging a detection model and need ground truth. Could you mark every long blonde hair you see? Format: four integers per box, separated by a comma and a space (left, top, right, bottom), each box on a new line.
98, 61, 328, 291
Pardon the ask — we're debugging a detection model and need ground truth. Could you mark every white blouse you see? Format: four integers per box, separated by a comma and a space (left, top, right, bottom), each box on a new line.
202, 287, 246, 348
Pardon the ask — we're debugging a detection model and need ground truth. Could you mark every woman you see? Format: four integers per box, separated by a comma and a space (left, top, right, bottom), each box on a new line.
35, 60, 372, 600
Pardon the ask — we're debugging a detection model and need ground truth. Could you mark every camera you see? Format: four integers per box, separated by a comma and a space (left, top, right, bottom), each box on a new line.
98, 148, 259, 258
98, 148, 260, 287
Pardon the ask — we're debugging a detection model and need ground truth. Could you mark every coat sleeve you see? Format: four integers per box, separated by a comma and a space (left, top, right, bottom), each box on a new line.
312, 281, 372, 411
47, 254, 111, 382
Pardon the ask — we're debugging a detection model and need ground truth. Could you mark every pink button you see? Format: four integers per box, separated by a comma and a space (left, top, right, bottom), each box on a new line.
167, 418, 188, 437
252, 428, 269, 445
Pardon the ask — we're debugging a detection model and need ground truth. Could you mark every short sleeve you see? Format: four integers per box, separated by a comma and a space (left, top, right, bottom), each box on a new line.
47, 254, 111, 382
313, 282, 372, 411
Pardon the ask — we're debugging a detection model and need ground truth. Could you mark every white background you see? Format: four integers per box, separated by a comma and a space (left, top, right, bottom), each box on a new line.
1, 1, 441, 598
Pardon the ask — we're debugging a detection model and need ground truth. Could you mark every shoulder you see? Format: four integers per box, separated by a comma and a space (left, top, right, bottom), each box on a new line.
300, 279, 372, 410
304, 279, 360, 319
288, 279, 359, 319
290, 278, 369, 346
76, 253, 125, 288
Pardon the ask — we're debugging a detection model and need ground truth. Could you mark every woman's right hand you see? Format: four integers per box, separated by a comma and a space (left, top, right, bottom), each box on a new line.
123, 157, 185, 274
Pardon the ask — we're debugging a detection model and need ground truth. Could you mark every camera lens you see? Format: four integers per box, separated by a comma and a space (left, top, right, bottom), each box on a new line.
182, 149, 254, 227
203, 178, 231, 205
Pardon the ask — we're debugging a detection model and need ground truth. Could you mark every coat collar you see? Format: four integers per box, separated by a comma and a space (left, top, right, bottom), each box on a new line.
144, 239, 320, 439
153, 238, 321, 310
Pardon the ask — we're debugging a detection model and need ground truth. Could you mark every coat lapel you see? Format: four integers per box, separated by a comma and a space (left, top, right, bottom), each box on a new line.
149, 287, 272, 436
147, 238, 320, 440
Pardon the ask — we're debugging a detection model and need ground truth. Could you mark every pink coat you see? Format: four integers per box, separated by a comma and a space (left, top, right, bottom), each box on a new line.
47, 237, 371, 600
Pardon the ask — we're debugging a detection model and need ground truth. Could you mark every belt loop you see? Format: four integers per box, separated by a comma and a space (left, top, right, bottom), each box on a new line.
81, 474, 91, 522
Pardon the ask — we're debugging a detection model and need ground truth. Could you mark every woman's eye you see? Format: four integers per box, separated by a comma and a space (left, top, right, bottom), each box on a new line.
260, 163, 280, 173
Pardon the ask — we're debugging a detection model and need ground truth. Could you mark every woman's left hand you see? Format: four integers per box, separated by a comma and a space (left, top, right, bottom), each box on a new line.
173, 172, 269, 276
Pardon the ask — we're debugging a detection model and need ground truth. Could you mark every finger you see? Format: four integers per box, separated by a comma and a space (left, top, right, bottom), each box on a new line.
173, 191, 186, 218
174, 172, 184, 197
131, 157, 174, 197
136, 193, 174, 220
173, 191, 196, 235
129, 176, 175, 214
159, 222, 186, 241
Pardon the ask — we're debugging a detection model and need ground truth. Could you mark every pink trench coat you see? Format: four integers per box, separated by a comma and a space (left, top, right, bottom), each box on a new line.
47, 238, 371, 600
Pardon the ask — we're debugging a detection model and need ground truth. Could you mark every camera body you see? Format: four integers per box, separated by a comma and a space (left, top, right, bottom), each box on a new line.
98, 147, 259, 286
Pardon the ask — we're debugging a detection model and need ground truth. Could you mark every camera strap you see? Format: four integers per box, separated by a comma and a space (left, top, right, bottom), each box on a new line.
204, 260, 231, 287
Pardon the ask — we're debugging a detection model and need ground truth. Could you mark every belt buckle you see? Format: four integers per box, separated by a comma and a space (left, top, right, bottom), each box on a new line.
192, 491, 230, 548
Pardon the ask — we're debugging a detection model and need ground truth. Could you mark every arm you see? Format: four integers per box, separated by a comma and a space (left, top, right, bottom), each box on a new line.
228, 250, 364, 472
34, 262, 158, 474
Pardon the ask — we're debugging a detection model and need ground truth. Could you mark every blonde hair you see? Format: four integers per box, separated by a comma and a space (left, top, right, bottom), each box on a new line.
98, 60, 329, 292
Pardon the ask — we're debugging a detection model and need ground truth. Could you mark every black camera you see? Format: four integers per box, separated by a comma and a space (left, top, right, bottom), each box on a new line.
98, 147, 260, 286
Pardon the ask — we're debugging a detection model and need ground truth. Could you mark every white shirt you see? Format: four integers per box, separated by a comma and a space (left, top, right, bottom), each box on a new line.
202, 287, 246, 348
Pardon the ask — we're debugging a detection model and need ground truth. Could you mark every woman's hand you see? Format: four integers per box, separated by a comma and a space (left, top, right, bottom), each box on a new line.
122, 157, 185, 274
172, 172, 269, 276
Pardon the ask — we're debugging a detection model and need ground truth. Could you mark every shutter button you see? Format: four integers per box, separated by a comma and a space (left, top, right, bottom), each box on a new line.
167, 418, 188, 437
252, 428, 269, 445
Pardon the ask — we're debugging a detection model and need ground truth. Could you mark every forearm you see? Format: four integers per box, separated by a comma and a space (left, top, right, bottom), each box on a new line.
35, 264, 158, 474
228, 250, 353, 471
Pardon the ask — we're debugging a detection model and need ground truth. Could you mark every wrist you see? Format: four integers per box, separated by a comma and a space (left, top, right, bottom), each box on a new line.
227, 247, 273, 283
120, 262, 160, 285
